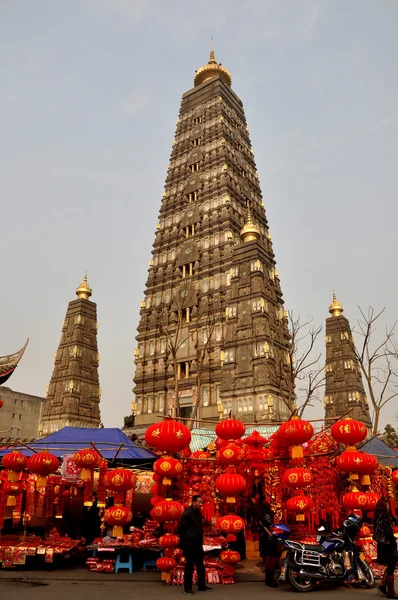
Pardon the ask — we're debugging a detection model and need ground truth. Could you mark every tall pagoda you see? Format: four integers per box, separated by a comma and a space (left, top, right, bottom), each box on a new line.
40, 275, 101, 436
323, 293, 372, 429
133, 51, 292, 428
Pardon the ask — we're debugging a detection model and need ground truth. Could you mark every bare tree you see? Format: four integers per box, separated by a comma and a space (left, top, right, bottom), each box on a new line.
254, 311, 325, 418
348, 306, 398, 435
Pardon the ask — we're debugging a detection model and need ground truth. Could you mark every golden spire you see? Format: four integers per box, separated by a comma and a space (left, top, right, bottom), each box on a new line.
240, 204, 261, 242
194, 48, 232, 87
76, 273, 92, 300
329, 291, 344, 317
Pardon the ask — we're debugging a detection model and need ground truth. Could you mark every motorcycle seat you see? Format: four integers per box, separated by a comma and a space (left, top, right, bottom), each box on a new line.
300, 543, 324, 552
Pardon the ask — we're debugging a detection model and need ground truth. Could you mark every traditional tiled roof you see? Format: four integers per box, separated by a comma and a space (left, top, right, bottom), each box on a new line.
0, 339, 29, 384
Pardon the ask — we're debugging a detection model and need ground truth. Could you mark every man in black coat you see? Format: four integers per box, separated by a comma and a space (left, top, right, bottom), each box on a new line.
178, 495, 212, 595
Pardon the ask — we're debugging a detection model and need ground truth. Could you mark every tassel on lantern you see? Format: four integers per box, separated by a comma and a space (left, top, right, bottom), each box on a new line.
80, 469, 92, 482
7, 471, 18, 483
7, 496, 16, 507
349, 472, 359, 481
296, 513, 305, 522
360, 474, 371, 486
161, 572, 171, 582
36, 476, 47, 488
112, 525, 123, 537
226, 496, 236, 504
291, 445, 304, 460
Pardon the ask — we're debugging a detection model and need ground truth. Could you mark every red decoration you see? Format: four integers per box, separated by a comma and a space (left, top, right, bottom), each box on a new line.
219, 550, 241, 565
27, 451, 59, 487
104, 505, 132, 537
392, 470, 398, 485
3, 482, 24, 506
215, 418, 245, 441
152, 499, 184, 523
104, 469, 136, 494
336, 451, 378, 484
156, 557, 176, 572
72, 448, 101, 481
151, 483, 167, 496
151, 495, 164, 506
342, 490, 368, 509
0, 399, 3, 408
330, 419, 367, 447
153, 457, 183, 484
278, 417, 314, 459
159, 534, 180, 549
215, 470, 246, 503
364, 491, 380, 510
286, 493, 314, 521
215, 437, 228, 450
218, 514, 245, 534
359, 525, 371, 537
282, 467, 313, 488
145, 418, 191, 453
190, 451, 210, 461
216, 444, 245, 466
243, 430, 268, 447
2, 451, 27, 481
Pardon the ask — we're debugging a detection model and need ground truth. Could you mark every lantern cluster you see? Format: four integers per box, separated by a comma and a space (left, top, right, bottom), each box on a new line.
282, 467, 313, 522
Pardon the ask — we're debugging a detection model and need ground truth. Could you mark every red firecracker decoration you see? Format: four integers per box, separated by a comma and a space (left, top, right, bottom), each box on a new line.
282, 467, 313, 488
145, 418, 191, 453
104, 505, 132, 537
215, 418, 245, 441
218, 514, 245, 534
286, 492, 314, 522
72, 448, 101, 481
219, 550, 241, 565
2, 451, 27, 482
278, 417, 314, 459
153, 456, 183, 485
215, 469, 246, 503
330, 419, 367, 448
4, 481, 24, 506
216, 444, 245, 466
27, 451, 60, 487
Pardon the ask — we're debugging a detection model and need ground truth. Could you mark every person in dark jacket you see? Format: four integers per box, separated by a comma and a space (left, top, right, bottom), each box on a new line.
259, 501, 279, 587
374, 498, 398, 598
178, 495, 212, 595
82, 492, 101, 544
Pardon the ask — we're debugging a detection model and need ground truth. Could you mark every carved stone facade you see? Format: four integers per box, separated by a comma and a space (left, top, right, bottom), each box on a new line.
133, 53, 292, 427
324, 294, 372, 429
40, 275, 101, 435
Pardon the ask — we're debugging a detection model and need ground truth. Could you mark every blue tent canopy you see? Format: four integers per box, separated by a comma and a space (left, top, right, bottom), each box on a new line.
361, 437, 398, 467
0, 426, 156, 463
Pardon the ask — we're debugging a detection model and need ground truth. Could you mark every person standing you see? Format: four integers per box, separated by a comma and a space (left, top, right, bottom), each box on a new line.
373, 498, 398, 598
82, 492, 101, 544
259, 501, 279, 587
178, 495, 212, 595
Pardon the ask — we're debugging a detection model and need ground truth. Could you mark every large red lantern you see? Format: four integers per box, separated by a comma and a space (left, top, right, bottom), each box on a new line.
282, 467, 313, 488
278, 417, 314, 459
215, 471, 246, 503
218, 514, 245, 534
4, 481, 24, 506
145, 418, 191, 453
216, 444, 245, 466
215, 418, 245, 441
342, 490, 368, 510
286, 493, 314, 521
336, 451, 377, 484
330, 419, 367, 448
2, 451, 27, 482
159, 534, 180, 549
151, 483, 167, 496
153, 457, 183, 485
151, 495, 164, 506
156, 556, 177, 581
392, 471, 398, 485
72, 448, 101, 481
190, 451, 210, 460
243, 430, 268, 448
104, 505, 132, 537
104, 469, 136, 494
219, 550, 241, 565
27, 451, 60, 487
152, 499, 184, 524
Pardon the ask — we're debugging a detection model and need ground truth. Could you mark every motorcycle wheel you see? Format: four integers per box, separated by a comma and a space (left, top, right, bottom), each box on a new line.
357, 558, 375, 588
287, 565, 316, 592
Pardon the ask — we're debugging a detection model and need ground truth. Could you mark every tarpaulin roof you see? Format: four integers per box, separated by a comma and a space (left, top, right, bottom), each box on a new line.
361, 437, 398, 467
0, 426, 157, 463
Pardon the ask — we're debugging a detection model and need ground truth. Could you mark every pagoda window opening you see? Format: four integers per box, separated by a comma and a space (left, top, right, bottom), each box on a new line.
186, 224, 195, 237
192, 137, 201, 147
344, 359, 354, 369
223, 399, 232, 416
160, 338, 166, 353
215, 325, 222, 342
136, 397, 142, 415
193, 116, 203, 124
158, 393, 165, 412
177, 361, 190, 379
179, 308, 190, 323
187, 190, 198, 202
190, 163, 199, 173
341, 332, 349, 340
325, 334, 332, 343
147, 395, 154, 414
181, 263, 193, 278
224, 349, 235, 363
149, 341, 155, 355
226, 305, 237, 319
250, 260, 263, 273
203, 386, 209, 406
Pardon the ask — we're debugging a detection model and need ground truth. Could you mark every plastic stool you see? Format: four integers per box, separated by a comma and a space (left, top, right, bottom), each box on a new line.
115, 551, 133, 574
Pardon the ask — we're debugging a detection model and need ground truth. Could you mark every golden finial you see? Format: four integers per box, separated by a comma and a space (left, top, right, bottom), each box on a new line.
76, 273, 92, 300
240, 203, 261, 242
194, 47, 232, 87
329, 291, 344, 317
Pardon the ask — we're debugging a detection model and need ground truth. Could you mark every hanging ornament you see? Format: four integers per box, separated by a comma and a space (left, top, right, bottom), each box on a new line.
286, 492, 314, 522
215, 418, 245, 441
282, 467, 313, 488
72, 448, 101, 481
278, 417, 314, 459
2, 451, 27, 482
219, 550, 241, 565
27, 451, 59, 488
215, 468, 246, 504
153, 456, 183, 485
216, 444, 245, 466
330, 419, 367, 449
145, 418, 191, 453
104, 505, 132, 537
218, 514, 245, 534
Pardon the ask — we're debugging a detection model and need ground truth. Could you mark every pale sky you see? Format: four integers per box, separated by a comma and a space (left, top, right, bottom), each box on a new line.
1, 0, 397, 431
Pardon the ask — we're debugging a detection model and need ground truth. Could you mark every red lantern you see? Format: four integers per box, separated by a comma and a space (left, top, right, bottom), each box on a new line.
215, 418, 245, 441
173, 548, 183, 562
282, 467, 313, 488
278, 417, 314, 459
286, 493, 314, 521
219, 550, 241, 565
153, 457, 183, 484
2, 451, 27, 482
4, 481, 24, 506
364, 492, 380, 511
145, 418, 191, 453
215, 471, 246, 503
104, 469, 136, 494
359, 525, 371, 537
216, 444, 245, 466
104, 505, 132, 537
215, 437, 228, 450
243, 430, 268, 448
152, 499, 184, 523
156, 556, 176, 572
159, 534, 180, 549
27, 451, 59, 487
392, 470, 398, 485
151, 495, 164, 506
342, 490, 368, 510
190, 451, 210, 461
330, 419, 367, 447
72, 448, 101, 481
218, 514, 245, 534
151, 483, 167, 496
336, 451, 377, 484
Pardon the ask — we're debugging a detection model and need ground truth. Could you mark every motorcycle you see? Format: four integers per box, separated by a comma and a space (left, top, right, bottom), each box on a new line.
274, 514, 375, 592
